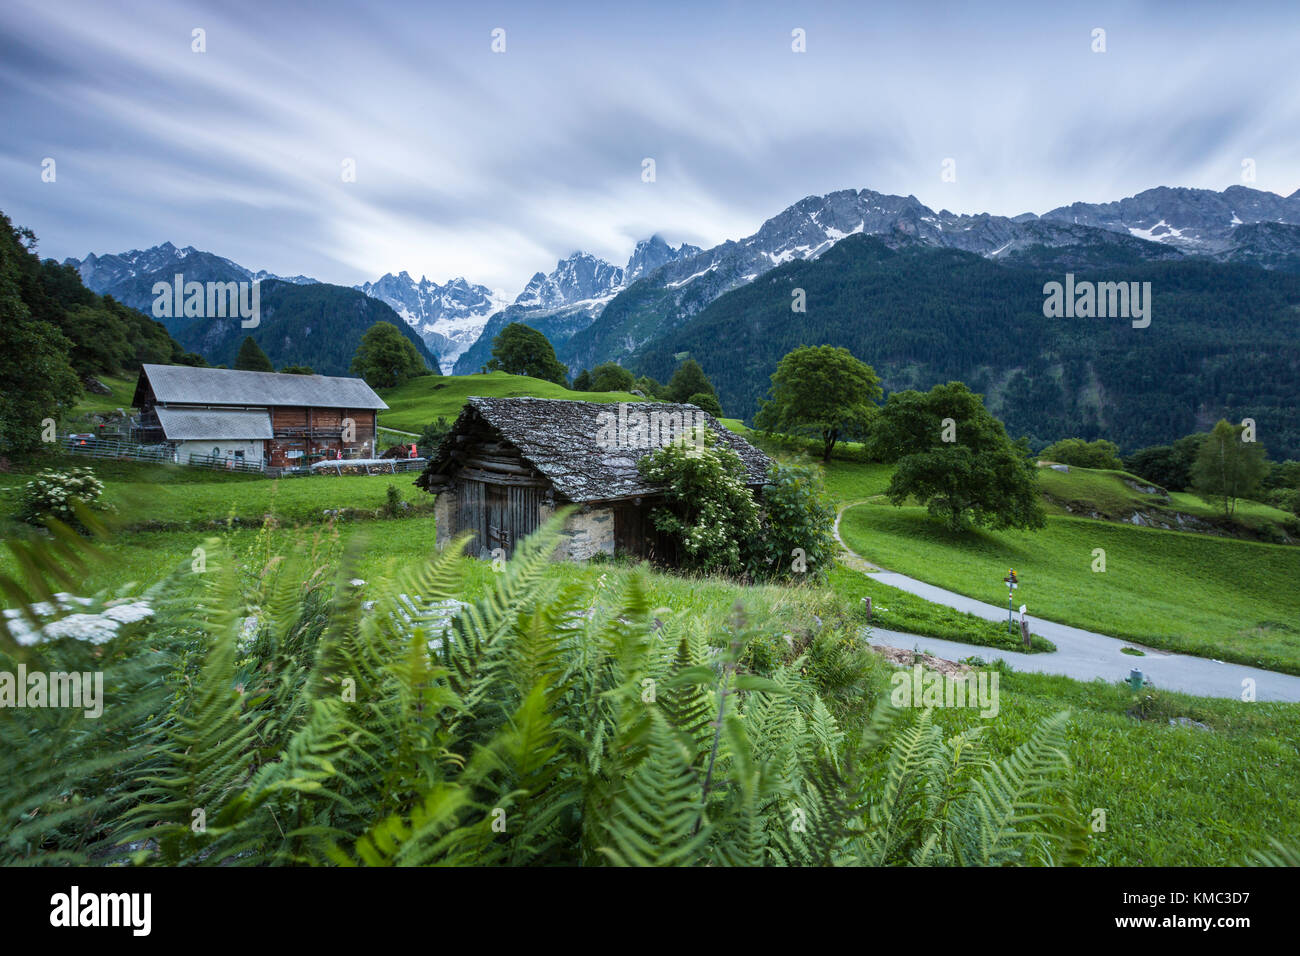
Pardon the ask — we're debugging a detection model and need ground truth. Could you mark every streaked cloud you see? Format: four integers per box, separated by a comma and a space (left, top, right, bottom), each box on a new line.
2, 0, 1297, 292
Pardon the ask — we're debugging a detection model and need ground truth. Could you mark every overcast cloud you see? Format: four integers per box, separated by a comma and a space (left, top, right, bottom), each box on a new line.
2, 0, 1298, 294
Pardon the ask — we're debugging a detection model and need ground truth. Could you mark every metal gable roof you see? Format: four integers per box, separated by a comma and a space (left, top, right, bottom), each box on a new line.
135, 364, 389, 410
155, 407, 274, 441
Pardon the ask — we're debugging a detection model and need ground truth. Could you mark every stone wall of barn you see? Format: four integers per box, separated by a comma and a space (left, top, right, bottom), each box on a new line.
543, 504, 615, 561
434, 485, 458, 551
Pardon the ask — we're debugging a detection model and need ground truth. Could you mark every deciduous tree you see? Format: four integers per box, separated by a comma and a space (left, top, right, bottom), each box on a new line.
485, 322, 568, 385
869, 381, 1044, 532
754, 345, 880, 461
350, 321, 429, 388
1190, 419, 1269, 517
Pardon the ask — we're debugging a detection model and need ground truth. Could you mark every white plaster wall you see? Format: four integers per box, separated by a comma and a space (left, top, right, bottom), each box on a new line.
176, 439, 264, 465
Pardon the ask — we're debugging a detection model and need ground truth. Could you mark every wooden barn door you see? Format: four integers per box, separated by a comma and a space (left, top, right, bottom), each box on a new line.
613, 505, 643, 557
458, 480, 487, 553
485, 484, 542, 557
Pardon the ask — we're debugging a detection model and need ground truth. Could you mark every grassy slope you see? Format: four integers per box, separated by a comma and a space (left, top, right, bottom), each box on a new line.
838, 501, 1300, 674
1038, 465, 1297, 540
375, 372, 649, 433
6, 391, 1300, 865
69, 373, 137, 417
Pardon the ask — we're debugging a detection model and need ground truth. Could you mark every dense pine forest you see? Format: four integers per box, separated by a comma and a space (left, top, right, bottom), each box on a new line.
630, 235, 1300, 456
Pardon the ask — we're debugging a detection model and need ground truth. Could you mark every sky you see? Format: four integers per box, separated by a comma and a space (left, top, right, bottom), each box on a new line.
2, 0, 1299, 295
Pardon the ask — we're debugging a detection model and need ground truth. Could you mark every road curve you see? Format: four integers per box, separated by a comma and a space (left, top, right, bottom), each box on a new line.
835, 504, 1300, 703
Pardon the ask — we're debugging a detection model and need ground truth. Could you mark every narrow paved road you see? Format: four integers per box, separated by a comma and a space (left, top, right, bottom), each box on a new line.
835, 504, 1300, 702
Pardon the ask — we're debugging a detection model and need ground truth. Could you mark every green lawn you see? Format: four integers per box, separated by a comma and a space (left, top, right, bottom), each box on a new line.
375, 372, 650, 433
820, 459, 895, 504
839, 502, 1300, 674
922, 666, 1300, 866
828, 566, 1055, 653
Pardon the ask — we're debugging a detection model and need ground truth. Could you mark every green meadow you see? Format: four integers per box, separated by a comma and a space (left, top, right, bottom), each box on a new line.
838, 501, 1300, 674
4, 375, 1298, 866
374, 371, 648, 433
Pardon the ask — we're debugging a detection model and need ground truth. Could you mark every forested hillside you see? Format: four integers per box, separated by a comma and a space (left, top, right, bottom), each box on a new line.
176, 280, 440, 377
630, 235, 1300, 456
0, 212, 201, 454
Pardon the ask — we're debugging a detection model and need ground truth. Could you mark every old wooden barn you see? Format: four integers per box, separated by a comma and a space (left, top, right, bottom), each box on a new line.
416, 396, 772, 561
131, 364, 388, 471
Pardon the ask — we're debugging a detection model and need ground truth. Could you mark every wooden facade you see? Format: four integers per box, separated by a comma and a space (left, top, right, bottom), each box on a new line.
420, 397, 773, 564
131, 365, 386, 471
264, 406, 377, 467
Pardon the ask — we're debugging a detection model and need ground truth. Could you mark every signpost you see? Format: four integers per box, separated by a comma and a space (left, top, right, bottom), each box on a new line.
1002, 569, 1019, 635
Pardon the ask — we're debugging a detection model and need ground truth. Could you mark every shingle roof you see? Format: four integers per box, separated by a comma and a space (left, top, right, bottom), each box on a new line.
422, 396, 772, 503
134, 364, 388, 410
155, 407, 274, 441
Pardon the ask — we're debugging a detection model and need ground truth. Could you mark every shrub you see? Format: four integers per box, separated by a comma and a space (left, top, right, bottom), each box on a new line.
417, 417, 453, 457
17, 467, 109, 530
751, 461, 837, 582
1038, 438, 1123, 471
687, 391, 723, 416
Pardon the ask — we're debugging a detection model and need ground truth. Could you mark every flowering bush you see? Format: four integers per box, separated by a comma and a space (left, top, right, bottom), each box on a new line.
637, 433, 838, 581
637, 426, 761, 574
2, 592, 153, 646
17, 467, 109, 530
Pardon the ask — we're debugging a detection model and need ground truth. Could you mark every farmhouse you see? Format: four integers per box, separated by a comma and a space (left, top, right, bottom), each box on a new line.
131, 364, 387, 471
416, 396, 772, 561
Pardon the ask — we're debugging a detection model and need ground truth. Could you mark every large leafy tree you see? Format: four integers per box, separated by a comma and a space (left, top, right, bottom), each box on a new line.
664, 358, 717, 404
350, 321, 430, 388
485, 322, 568, 385
0, 217, 82, 455
754, 345, 881, 461
869, 381, 1044, 532
1190, 419, 1269, 517
234, 335, 274, 372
